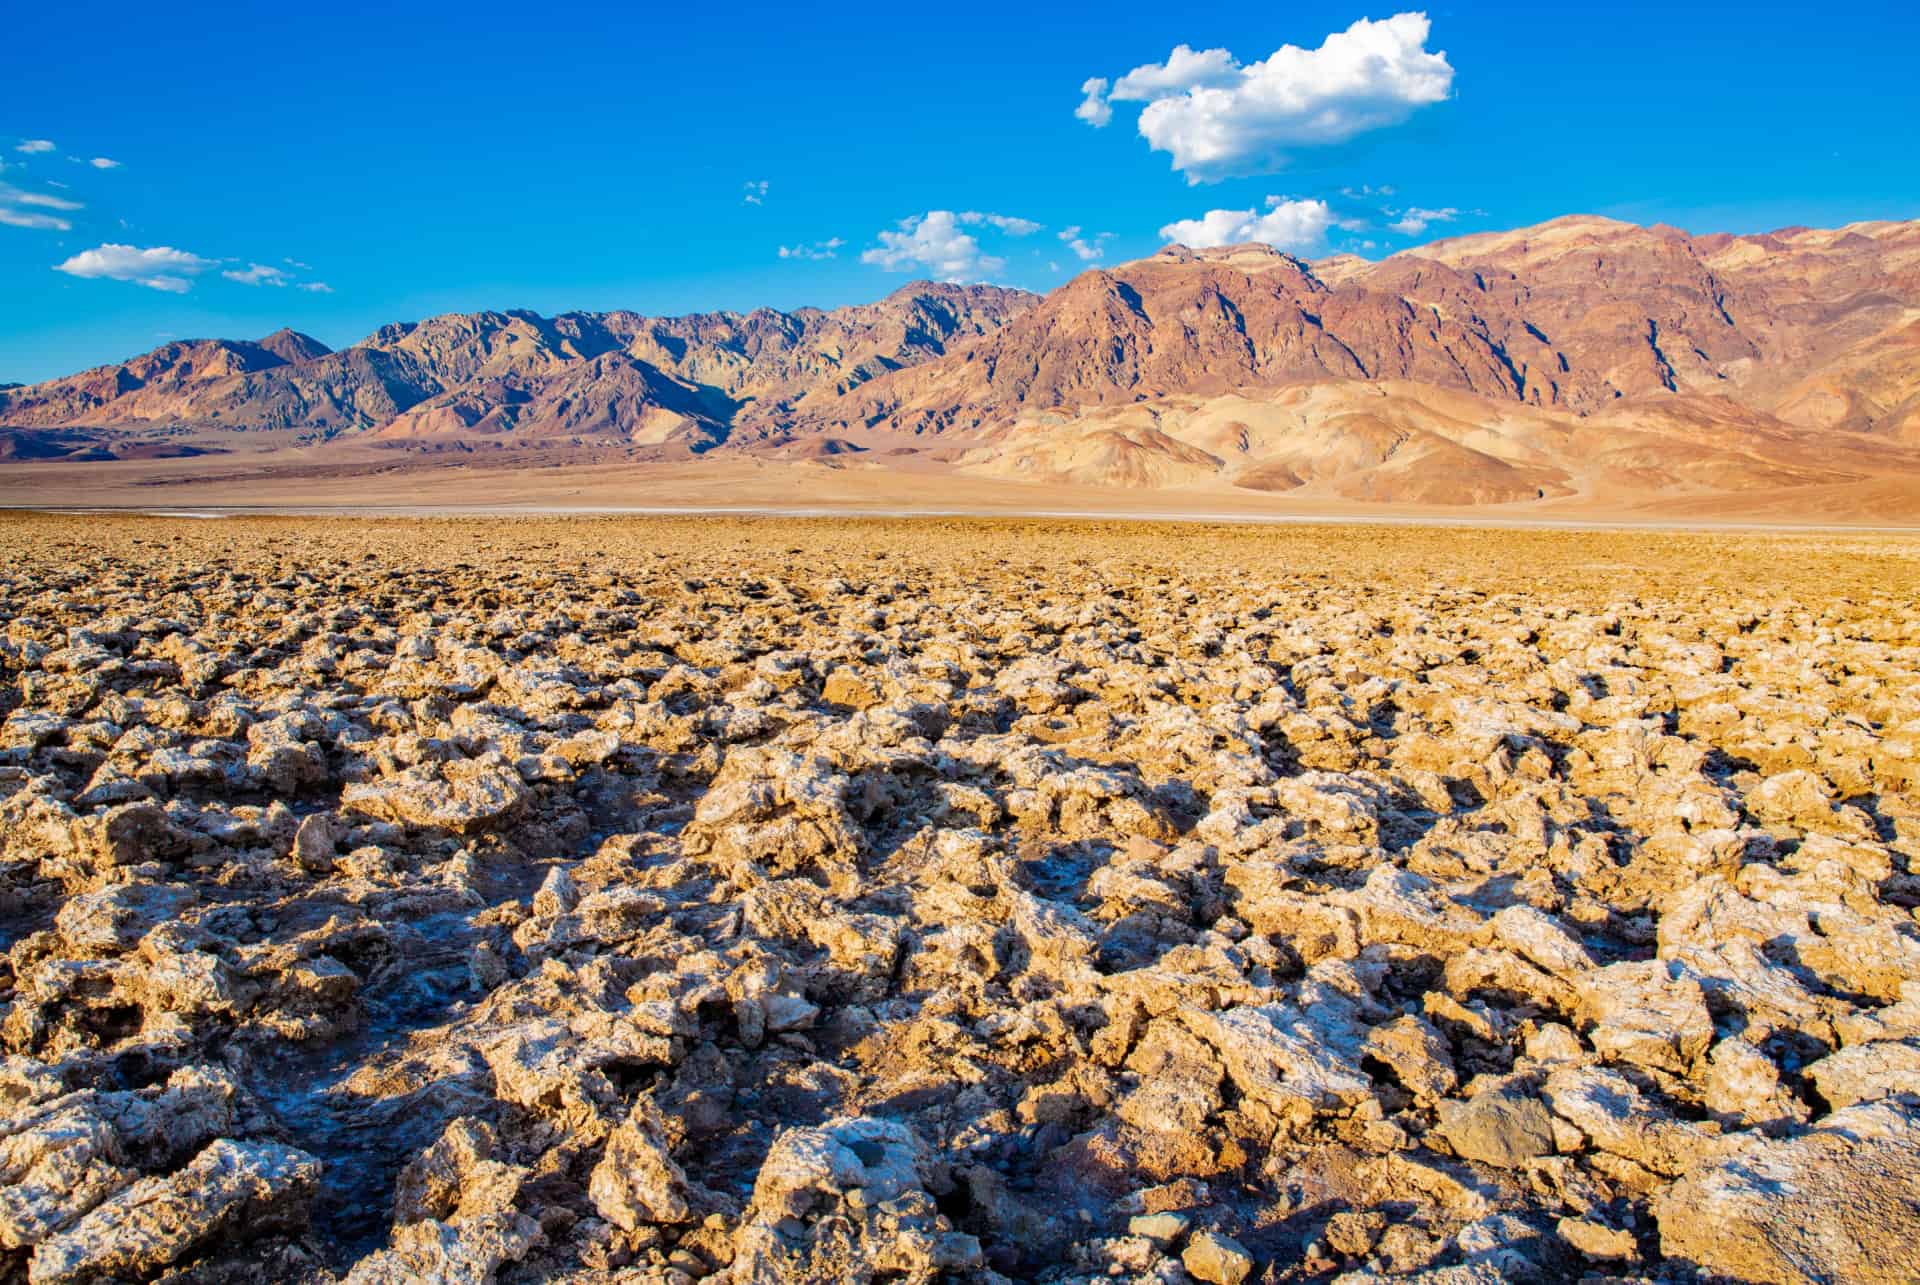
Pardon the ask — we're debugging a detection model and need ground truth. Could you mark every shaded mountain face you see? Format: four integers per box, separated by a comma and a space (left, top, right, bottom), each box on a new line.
377, 352, 728, 452
0, 286, 1039, 447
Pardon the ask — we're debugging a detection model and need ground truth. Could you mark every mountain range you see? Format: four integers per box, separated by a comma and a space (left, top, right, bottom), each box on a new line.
5, 214, 1920, 510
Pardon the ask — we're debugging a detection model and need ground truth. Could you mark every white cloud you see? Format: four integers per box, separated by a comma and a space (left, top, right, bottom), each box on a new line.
860, 210, 1004, 279
1111, 44, 1242, 100
1080, 13, 1454, 182
959, 211, 1043, 236
778, 237, 845, 261
1075, 77, 1112, 127
223, 262, 290, 286
87, 157, 122, 170
1159, 196, 1356, 253
15, 139, 55, 154
1057, 225, 1113, 262
743, 179, 769, 205
54, 243, 216, 293
1388, 205, 1458, 236
298, 281, 334, 293
285, 257, 313, 269
0, 183, 81, 211
0, 182, 81, 231
0, 208, 70, 231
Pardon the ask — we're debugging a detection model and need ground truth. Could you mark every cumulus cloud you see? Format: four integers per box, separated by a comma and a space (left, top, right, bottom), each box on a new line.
1112, 44, 1242, 100
1159, 196, 1359, 253
861, 210, 1005, 279
15, 139, 55, 154
1388, 205, 1458, 236
778, 237, 845, 261
743, 179, 769, 205
222, 262, 290, 286
87, 157, 121, 170
54, 243, 216, 293
1077, 12, 1454, 182
1075, 77, 1113, 127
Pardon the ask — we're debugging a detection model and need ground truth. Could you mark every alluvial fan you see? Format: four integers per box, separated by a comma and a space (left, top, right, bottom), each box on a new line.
1, 513, 1918, 1284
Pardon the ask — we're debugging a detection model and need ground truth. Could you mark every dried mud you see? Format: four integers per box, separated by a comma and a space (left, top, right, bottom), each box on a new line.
2, 513, 1918, 1285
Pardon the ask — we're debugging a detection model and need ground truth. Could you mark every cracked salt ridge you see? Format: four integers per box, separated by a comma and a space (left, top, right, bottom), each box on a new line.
248, 865, 553, 1261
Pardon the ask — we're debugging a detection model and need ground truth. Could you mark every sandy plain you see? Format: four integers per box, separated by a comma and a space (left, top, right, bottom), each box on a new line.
1, 512, 1918, 1284
3, 435, 1920, 529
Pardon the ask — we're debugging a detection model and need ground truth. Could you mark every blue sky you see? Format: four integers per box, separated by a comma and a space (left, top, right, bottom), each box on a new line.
3, 1, 1917, 383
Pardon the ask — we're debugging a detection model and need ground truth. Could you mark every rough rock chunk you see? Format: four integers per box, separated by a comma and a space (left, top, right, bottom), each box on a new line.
1575, 960, 1713, 1075
1656, 1097, 1920, 1285
342, 757, 532, 833
682, 747, 863, 895
1184, 1228, 1256, 1285
28, 1139, 319, 1285
1435, 1090, 1557, 1169
588, 1099, 693, 1229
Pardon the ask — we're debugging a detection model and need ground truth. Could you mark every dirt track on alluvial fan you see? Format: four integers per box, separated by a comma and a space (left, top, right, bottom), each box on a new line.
2, 513, 1918, 1285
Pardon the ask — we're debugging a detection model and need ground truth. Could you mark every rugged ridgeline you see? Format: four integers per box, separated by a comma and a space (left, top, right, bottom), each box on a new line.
5, 216, 1920, 504
0, 283, 1039, 451
783, 218, 1920, 502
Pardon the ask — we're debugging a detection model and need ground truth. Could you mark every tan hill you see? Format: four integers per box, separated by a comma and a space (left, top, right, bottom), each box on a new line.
952, 379, 1920, 509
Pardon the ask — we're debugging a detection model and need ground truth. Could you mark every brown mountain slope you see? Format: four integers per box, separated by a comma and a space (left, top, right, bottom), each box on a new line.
791, 216, 1920, 448
4, 215, 1919, 513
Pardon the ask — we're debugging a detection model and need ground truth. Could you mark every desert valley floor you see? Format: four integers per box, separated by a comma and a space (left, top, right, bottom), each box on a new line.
1, 512, 1918, 1284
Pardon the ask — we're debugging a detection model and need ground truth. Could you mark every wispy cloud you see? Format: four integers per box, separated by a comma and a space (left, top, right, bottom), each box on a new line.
778, 237, 844, 261
15, 139, 55, 154
0, 208, 71, 231
1058, 225, 1113, 262
960, 211, 1043, 236
0, 182, 82, 232
297, 281, 334, 293
86, 157, 122, 170
222, 262, 290, 286
1388, 205, 1458, 236
0, 183, 81, 212
55, 243, 216, 293
743, 179, 769, 205
1076, 13, 1454, 182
